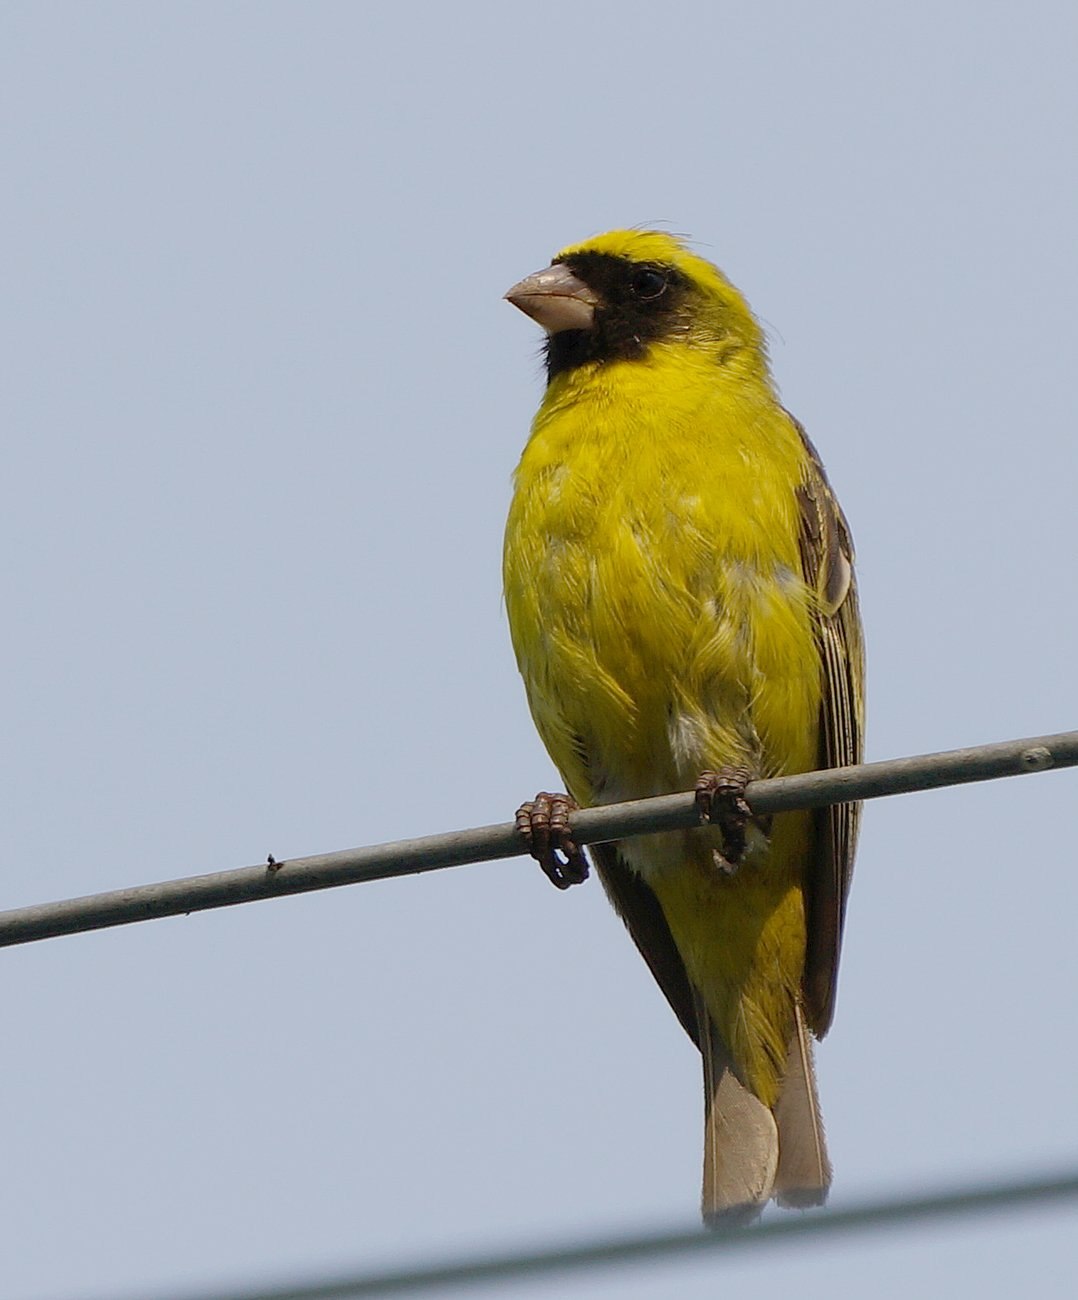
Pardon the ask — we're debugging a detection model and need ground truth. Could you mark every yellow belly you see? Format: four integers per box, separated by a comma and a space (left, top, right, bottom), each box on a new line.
504, 346, 822, 1100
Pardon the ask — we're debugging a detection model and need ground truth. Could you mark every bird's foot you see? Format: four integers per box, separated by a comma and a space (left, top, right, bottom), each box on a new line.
516, 791, 589, 890
695, 766, 755, 876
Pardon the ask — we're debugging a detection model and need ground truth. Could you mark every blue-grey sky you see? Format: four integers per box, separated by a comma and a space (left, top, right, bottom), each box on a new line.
3, 4, 1077, 1297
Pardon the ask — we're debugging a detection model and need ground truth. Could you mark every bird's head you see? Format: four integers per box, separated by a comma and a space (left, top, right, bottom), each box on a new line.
505, 229, 768, 383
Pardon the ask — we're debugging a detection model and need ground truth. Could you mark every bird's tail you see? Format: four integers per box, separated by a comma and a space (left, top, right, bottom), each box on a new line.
699, 997, 830, 1226
773, 1002, 831, 1207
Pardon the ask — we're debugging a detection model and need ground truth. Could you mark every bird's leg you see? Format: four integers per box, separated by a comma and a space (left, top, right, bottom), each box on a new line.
695, 765, 758, 875
516, 791, 590, 890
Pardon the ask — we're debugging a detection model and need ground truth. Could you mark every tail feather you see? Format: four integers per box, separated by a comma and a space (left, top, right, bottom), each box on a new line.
697, 993, 778, 1226
698, 995, 831, 1225
773, 1003, 831, 1208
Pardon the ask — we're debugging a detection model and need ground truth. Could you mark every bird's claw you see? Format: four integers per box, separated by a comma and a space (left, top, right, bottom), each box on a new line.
695, 766, 755, 875
516, 791, 589, 890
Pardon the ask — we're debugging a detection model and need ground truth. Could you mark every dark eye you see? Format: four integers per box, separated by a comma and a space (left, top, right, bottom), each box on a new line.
630, 267, 668, 300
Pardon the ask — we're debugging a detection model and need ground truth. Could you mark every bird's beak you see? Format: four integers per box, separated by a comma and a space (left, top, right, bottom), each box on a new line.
504, 264, 599, 333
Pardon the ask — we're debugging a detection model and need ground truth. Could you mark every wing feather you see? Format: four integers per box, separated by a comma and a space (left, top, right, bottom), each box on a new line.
792, 419, 865, 1036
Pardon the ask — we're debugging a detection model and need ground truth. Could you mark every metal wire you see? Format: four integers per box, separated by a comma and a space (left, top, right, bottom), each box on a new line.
137, 1169, 1078, 1299
1, 728, 1075, 950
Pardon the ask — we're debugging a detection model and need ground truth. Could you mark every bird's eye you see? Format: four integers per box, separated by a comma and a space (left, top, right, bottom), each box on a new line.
630, 267, 668, 300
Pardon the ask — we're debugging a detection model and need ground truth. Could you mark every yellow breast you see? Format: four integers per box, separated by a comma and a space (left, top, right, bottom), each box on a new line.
504, 341, 828, 1098
504, 343, 821, 809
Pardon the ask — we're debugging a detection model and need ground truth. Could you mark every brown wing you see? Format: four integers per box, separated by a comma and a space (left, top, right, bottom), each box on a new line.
792, 418, 865, 1036
591, 843, 701, 1048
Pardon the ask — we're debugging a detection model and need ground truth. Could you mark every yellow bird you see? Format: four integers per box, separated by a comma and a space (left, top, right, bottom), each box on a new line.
502, 230, 864, 1223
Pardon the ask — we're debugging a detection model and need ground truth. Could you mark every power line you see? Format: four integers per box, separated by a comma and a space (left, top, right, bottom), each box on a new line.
140, 1169, 1078, 1300
2, 728, 1075, 951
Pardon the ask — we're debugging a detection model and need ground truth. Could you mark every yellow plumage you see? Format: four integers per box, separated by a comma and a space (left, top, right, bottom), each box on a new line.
503, 230, 863, 1220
